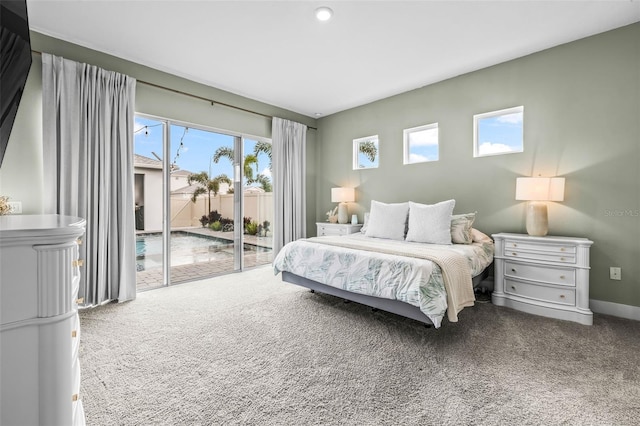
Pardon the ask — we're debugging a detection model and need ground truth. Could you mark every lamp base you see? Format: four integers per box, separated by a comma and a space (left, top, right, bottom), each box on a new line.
526, 201, 549, 237
337, 203, 349, 224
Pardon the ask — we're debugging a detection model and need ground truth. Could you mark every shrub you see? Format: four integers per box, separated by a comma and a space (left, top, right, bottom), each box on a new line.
199, 215, 209, 227
209, 221, 222, 232
208, 210, 222, 223
245, 221, 259, 235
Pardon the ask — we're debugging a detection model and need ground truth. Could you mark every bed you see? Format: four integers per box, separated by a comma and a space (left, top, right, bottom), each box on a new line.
273, 228, 494, 328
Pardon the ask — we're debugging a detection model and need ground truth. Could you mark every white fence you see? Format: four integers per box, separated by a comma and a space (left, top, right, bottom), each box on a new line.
170, 192, 274, 229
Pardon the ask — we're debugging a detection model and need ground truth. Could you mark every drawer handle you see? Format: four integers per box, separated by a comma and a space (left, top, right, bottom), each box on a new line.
72, 394, 79, 402
559, 295, 566, 299
560, 275, 566, 280
512, 243, 518, 247
511, 268, 517, 273
511, 285, 516, 290
511, 252, 518, 256
72, 259, 84, 267
72, 330, 77, 338
560, 257, 565, 261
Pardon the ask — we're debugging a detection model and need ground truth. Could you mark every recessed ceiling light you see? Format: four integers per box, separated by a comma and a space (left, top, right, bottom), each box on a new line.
315, 7, 333, 22
315, 113, 323, 117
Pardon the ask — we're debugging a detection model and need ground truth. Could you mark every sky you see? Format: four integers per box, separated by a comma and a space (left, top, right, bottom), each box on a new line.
407, 125, 439, 163
476, 110, 524, 156
134, 116, 271, 185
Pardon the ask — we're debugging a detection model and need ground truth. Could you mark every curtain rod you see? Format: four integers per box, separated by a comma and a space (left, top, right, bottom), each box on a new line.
31, 49, 317, 131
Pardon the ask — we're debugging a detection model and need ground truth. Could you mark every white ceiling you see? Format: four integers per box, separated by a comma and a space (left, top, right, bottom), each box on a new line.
27, 1, 640, 118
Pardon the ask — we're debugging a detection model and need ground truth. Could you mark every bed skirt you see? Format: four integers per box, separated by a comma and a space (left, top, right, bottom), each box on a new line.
281, 268, 490, 326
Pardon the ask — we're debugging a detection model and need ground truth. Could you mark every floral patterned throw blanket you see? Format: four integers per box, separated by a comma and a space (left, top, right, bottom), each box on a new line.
273, 233, 494, 328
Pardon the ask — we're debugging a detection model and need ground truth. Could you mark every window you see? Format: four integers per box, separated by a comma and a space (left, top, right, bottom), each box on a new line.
473, 106, 524, 157
353, 135, 379, 169
403, 123, 439, 164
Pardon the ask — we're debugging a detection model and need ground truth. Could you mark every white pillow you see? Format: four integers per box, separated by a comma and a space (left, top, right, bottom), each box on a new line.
405, 200, 456, 244
365, 201, 409, 240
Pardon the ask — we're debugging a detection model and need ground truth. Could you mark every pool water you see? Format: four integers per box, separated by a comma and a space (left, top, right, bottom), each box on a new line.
135, 231, 269, 271
136, 231, 235, 271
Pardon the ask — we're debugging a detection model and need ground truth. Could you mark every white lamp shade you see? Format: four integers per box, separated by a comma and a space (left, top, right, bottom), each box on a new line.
331, 187, 355, 203
515, 177, 565, 202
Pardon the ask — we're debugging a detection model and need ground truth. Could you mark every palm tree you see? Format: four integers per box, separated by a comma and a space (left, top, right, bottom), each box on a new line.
187, 171, 232, 215
212, 146, 234, 165
253, 141, 272, 170
212, 144, 273, 192
359, 140, 378, 163
243, 154, 258, 184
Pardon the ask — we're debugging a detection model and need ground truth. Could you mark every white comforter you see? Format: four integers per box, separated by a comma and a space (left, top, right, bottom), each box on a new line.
273, 233, 494, 328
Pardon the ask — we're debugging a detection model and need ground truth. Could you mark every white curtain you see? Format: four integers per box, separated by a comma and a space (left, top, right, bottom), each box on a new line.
272, 117, 307, 255
42, 53, 137, 306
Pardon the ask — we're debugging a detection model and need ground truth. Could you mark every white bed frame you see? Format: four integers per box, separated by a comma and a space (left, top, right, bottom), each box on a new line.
282, 268, 490, 326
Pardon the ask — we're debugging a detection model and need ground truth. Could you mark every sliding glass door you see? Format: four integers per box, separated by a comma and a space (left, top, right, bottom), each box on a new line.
242, 138, 274, 266
168, 124, 239, 283
134, 116, 166, 290
133, 115, 273, 290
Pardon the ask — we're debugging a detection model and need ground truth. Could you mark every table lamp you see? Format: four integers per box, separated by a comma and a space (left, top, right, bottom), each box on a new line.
331, 187, 355, 224
515, 177, 565, 236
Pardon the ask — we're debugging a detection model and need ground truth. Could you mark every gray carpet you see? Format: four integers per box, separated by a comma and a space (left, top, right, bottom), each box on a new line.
79, 266, 640, 425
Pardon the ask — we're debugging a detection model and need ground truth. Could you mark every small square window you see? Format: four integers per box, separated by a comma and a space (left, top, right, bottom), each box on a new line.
353, 135, 379, 169
474, 106, 524, 157
403, 123, 439, 165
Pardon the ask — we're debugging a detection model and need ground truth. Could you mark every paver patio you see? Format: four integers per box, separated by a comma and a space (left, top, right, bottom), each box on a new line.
135, 227, 273, 291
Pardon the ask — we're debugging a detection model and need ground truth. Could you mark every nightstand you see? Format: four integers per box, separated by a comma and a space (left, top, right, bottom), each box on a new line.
316, 222, 363, 236
492, 233, 594, 325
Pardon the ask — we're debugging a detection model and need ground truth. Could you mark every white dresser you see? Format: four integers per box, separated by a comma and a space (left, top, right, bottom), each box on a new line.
492, 233, 594, 325
316, 222, 363, 236
1, 214, 86, 426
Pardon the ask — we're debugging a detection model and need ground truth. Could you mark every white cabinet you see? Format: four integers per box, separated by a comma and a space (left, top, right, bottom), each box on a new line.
316, 222, 363, 236
492, 233, 594, 325
1, 214, 86, 426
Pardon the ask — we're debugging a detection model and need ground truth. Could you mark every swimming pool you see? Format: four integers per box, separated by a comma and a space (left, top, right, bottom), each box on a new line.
135, 231, 270, 271
136, 231, 233, 271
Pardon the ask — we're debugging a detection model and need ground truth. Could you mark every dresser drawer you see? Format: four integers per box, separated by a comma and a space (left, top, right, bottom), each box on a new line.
504, 239, 576, 255
71, 312, 81, 362
317, 225, 348, 236
504, 261, 575, 286
503, 245, 576, 264
504, 278, 576, 306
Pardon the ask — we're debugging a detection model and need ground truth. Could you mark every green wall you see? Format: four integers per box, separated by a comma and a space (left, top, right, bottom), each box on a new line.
0, 32, 318, 236
316, 23, 640, 308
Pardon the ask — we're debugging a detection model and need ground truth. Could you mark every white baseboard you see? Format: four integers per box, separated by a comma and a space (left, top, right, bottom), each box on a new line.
590, 299, 640, 321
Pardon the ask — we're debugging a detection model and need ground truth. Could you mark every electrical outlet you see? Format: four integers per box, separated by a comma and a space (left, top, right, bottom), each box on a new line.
7, 201, 22, 214
610, 267, 622, 281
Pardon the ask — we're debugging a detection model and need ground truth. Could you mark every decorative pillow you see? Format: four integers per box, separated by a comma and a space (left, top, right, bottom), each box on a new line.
471, 228, 493, 243
405, 199, 456, 244
365, 201, 409, 240
360, 212, 370, 233
450, 212, 477, 244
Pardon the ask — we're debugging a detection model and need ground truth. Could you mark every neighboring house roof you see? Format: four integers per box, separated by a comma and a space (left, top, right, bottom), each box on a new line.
134, 154, 162, 169
171, 169, 192, 177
